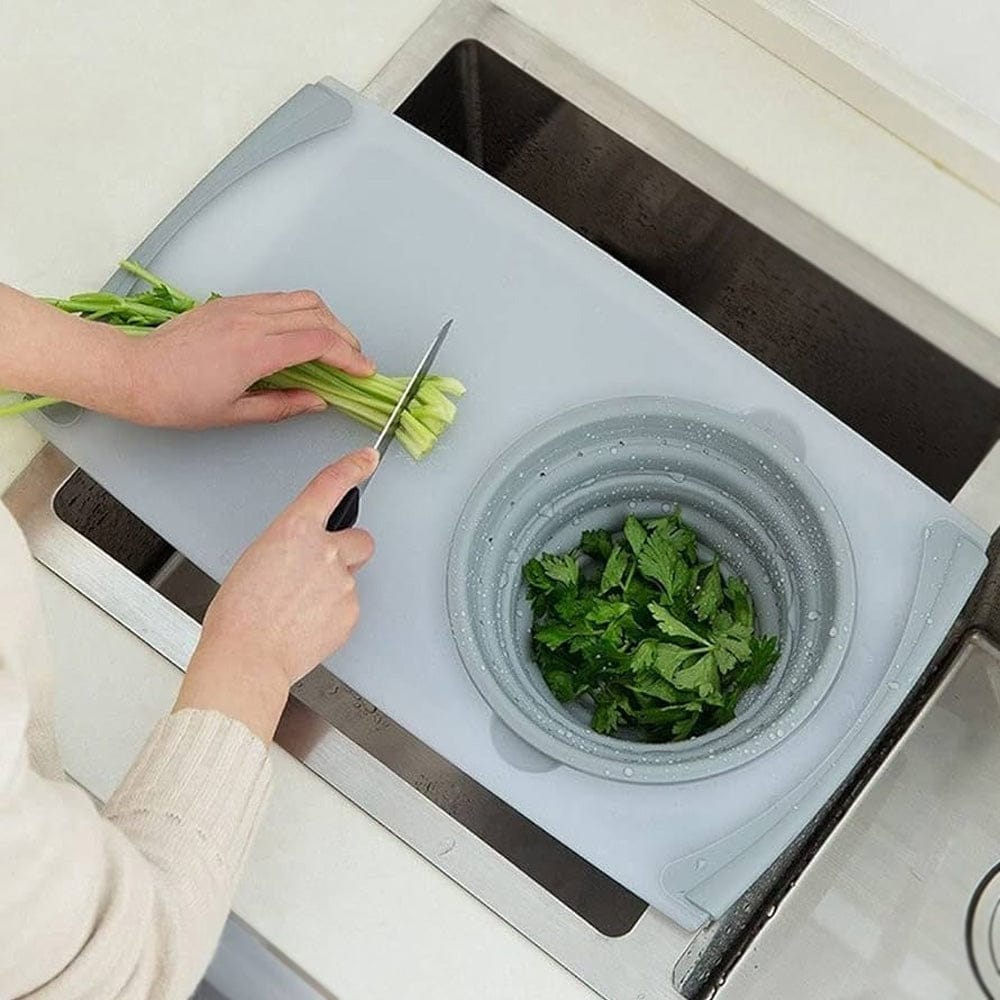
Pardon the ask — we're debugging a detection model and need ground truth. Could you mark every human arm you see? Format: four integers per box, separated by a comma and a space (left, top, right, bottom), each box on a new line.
0, 282, 375, 427
0, 449, 377, 998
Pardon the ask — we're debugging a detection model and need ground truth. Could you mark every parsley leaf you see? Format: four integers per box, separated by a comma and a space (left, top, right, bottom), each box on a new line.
591, 688, 631, 735
533, 622, 580, 650
599, 545, 631, 594
725, 576, 754, 629
523, 510, 780, 742
637, 523, 691, 599
648, 604, 707, 644
692, 558, 724, 621
539, 552, 580, 589
623, 515, 647, 555
522, 558, 553, 593
543, 669, 582, 702
644, 512, 699, 563
580, 529, 614, 561
673, 652, 721, 699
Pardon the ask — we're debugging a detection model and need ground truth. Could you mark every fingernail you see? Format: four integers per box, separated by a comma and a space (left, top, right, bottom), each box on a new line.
362, 355, 376, 374
362, 446, 380, 468
307, 399, 327, 412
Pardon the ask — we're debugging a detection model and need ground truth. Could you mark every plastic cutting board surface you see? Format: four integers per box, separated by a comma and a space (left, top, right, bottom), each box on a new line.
30, 80, 988, 929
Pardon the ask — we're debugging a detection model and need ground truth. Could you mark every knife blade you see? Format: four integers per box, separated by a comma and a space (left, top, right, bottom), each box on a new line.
326, 318, 453, 531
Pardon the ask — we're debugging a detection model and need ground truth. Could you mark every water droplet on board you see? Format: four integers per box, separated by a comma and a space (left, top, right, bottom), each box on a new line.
436, 837, 456, 857
623, 766, 634, 777
695, 858, 708, 872
610, 446, 619, 455
806, 611, 819, 621
828, 626, 838, 638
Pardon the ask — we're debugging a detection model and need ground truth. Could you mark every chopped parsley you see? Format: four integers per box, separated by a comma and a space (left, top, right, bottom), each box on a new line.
522, 512, 781, 742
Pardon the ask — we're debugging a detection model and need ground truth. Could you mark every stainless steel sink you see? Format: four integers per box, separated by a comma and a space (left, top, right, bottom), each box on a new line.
394, 40, 999, 500
8, 2, 1000, 998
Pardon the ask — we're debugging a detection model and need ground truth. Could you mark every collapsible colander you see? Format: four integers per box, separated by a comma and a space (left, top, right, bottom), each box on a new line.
447, 397, 857, 783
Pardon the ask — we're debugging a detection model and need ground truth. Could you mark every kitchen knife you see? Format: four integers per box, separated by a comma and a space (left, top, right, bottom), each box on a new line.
325, 319, 453, 531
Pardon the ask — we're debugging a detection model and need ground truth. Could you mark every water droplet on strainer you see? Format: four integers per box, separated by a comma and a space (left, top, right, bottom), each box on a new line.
627, 500, 637, 509
888, 681, 900, 691
806, 611, 819, 621
623, 766, 634, 777
571, 516, 581, 525
610, 446, 619, 455
828, 626, 838, 637
667, 472, 686, 484
695, 858, 708, 872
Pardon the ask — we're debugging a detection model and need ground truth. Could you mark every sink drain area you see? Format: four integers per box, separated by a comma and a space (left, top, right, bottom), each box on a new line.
969, 862, 1000, 998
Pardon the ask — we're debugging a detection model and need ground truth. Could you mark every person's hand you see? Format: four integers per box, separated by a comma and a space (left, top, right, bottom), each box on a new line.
175, 448, 378, 741
118, 290, 376, 429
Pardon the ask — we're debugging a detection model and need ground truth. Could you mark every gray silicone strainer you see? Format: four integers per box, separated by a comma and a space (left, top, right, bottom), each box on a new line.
447, 397, 857, 783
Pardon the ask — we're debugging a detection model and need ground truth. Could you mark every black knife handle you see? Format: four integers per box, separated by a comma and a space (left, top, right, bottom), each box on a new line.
326, 486, 360, 532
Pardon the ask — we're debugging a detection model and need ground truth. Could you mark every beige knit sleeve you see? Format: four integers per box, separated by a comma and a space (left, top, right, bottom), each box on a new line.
0, 707, 271, 1000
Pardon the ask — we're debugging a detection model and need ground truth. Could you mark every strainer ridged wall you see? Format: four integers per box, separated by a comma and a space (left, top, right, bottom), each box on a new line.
447, 397, 857, 783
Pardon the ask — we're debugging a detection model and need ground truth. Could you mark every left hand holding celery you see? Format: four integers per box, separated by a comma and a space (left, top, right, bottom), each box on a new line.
0, 261, 464, 458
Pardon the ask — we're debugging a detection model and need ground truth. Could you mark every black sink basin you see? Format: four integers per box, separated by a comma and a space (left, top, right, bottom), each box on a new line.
397, 40, 1000, 500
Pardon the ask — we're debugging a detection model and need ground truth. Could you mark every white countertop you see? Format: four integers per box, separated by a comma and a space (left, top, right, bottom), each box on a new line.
2, 1, 999, 997
807, 0, 1000, 126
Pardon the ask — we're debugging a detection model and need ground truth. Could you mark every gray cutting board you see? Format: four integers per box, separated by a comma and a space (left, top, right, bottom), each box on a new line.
30, 79, 988, 929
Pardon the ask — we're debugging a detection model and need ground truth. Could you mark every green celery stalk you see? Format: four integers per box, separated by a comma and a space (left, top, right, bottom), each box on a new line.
4, 261, 465, 459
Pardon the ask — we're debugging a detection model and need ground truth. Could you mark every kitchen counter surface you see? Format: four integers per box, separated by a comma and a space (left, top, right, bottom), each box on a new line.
2, 1, 999, 997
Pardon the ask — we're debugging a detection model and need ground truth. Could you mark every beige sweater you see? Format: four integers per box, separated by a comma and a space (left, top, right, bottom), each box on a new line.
0, 500, 272, 999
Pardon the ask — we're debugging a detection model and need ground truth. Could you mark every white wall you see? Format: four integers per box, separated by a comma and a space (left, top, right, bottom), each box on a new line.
811, 0, 1000, 124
